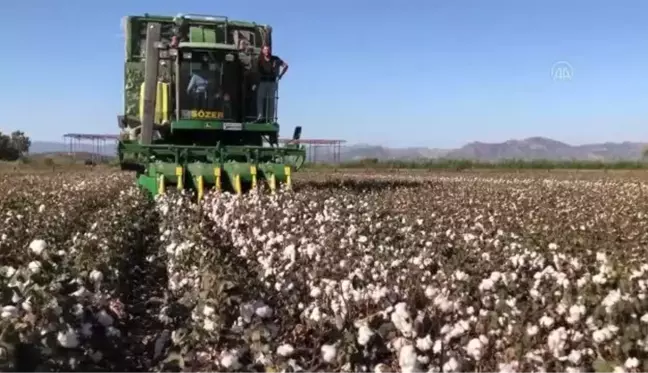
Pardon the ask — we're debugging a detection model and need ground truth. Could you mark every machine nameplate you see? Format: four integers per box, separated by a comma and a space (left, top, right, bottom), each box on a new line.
223, 122, 243, 131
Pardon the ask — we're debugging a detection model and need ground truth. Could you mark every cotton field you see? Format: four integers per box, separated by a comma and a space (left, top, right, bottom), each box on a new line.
3, 170, 648, 372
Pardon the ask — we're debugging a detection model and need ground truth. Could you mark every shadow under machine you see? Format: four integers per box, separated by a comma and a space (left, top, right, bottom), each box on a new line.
117, 13, 305, 198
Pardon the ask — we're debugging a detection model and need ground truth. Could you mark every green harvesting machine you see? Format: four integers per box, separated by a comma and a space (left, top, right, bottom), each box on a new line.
117, 13, 306, 199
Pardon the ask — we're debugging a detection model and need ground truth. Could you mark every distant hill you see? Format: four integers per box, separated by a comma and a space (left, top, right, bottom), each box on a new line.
29, 137, 648, 162
444, 137, 647, 161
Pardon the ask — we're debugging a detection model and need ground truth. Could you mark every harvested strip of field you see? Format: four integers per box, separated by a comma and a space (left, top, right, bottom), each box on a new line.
2, 171, 648, 372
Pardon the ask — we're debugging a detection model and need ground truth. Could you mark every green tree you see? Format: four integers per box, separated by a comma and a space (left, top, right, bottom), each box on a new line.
10, 131, 31, 156
0, 130, 30, 161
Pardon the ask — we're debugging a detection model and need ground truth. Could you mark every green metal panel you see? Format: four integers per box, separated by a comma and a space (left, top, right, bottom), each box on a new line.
137, 174, 158, 196
171, 120, 278, 132
189, 26, 216, 43
118, 142, 305, 166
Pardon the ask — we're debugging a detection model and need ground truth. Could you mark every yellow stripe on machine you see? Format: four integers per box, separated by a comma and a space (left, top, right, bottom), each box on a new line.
234, 174, 242, 195
196, 175, 204, 200
175, 166, 184, 190
158, 175, 165, 194
269, 174, 276, 194
284, 166, 292, 190
139, 82, 170, 124
250, 165, 257, 189
214, 167, 221, 191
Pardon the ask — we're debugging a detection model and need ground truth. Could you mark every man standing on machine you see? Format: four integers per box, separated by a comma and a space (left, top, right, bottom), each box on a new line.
255, 45, 288, 123
186, 59, 213, 110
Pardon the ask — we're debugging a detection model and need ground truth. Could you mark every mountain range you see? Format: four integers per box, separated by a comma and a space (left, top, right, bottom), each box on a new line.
30, 137, 648, 162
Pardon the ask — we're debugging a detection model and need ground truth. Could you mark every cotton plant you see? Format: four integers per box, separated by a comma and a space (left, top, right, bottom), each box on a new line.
6, 170, 648, 371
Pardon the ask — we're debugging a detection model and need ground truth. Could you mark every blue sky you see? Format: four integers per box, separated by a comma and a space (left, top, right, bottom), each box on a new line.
2, 0, 648, 148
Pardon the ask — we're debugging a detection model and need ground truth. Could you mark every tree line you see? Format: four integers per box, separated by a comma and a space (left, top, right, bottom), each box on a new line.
0, 131, 31, 161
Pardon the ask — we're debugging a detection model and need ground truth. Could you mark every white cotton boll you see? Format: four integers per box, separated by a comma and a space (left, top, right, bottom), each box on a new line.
391, 337, 408, 352
277, 343, 295, 357
566, 304, 586, 324
203, 319, 215, 331
614, 367, 626, 373
357, 325, 375, 346
433, 339, 442, 354
539, 315, 554, 329
424, 286, 437, 299
592, 329, 607, 344
203, 305, 215, 317
28, 261, 42, 274
283, 244, 296, 263
321, 344, 337, 363
310, 286, 322, 298
454, 270, 468, 281
96, 310, 114, 326
499, 361, 519, 373
391, 302, 413, 337
602, 289, 622, 313
309, 306, 322, 322
1, 266, 16, 278
398, 345, 419, 373
57, 328, 79, 348
527, 325, 539, 336
592, 272, 607, 284
374, 363, 390, 373
625, 357, 639, 369
21, 298, 32, 312
255, 304, 273, 319
89, 270, 103, 283
416, 335, 433, 351
479, 278, 494, 292
443, 357, 460, 372
29, 239, 47, 255
566, 367, 582, 373
71, 287, 92, 299
1, 306, 18, 319
547, 328, 568, 358
568, 349, 582, 364
465, 338, 484, 361
641, 313, 648, 324
220, 351, 242, 370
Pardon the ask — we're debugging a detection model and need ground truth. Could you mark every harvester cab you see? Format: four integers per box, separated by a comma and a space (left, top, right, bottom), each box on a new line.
117, 14, 305, 199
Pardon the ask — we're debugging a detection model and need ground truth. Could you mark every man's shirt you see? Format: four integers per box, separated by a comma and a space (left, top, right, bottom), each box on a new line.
187, 73, 209, 94
258, 55, 284, 82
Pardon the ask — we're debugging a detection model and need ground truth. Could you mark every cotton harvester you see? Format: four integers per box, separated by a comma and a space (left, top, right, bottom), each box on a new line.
117, 13, 305, 199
